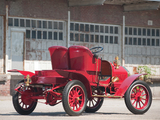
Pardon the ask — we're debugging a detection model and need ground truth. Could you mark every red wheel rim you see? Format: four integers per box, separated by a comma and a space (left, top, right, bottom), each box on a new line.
87, 90, 101, 108
68, 85, 85, 112
18, 87, 35, 110
130, 84, 149, 110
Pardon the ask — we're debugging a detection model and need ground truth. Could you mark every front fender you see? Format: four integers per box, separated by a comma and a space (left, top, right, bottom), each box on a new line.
8, 69, 35, 77
114, 74, 145, 97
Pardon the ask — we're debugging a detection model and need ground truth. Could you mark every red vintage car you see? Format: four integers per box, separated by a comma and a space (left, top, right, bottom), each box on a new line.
9, 45, 152, 116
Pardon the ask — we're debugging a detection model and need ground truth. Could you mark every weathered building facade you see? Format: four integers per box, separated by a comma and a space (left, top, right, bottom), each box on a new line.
0, 0, 160, 78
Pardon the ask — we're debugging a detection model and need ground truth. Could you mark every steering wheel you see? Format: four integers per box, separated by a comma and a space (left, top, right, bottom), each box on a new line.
90, 46, 103, 54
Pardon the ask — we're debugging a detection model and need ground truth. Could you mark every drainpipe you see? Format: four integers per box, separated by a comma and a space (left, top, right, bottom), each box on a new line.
4, 5, 8, 73
67, 11, 70, 48
121, 15, 125, 66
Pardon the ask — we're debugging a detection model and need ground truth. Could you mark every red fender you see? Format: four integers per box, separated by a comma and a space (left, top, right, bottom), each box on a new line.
8, 69, 35, 77
55, 69, 92, 99
114, 74, 145, 97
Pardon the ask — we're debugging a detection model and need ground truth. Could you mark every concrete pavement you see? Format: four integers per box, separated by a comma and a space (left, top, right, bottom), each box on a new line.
0, 96, 160, 120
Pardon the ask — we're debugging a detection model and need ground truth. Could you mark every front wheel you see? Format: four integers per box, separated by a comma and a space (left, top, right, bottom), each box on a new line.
124, 80, 152, 114
62, 80, 87, 116
12, 81, 37, 115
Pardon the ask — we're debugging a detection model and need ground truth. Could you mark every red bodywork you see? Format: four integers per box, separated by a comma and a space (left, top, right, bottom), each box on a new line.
9, 45, 143, 104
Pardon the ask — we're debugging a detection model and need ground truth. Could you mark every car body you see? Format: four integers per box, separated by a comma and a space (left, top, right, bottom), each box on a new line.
9, 45, 152, 116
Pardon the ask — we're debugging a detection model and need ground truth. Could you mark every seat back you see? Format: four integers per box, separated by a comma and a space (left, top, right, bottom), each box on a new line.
68, 45, 101, 71
101, 60, 112, 76
48, 46, 68, 70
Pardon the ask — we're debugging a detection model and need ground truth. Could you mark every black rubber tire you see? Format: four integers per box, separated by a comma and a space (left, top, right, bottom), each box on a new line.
62, 80, 87, 116
12, 81, 37, 115
85, 97, 104, 113
124, 80, 152, 114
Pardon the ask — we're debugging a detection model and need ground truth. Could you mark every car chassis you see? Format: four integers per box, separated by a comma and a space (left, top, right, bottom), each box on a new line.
9, 45, 152, 116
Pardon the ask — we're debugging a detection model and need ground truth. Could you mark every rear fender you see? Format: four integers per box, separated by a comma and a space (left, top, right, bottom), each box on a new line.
114, 74, 145, 97
56, 70, 92, 99
8, 69, 35, 77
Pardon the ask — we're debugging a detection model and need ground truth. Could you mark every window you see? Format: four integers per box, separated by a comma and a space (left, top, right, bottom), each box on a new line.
90, 25, 94, 32
110, 36, 113, 44
110, 26, 113, 34
134, 28, 137, 35
54, 32, 57, 40
115, 27, 118, 34
59, 22, 63, 30
156, 29, 159, 36
156, 39, 159, 46
114, 36, 118, 44
147, 39, 150, 46
133, 38, 137, 45
90, 35, 94, 42
95, 35, 99, 43
105, 26, 109, 33
70, 22, 119, 44
80, 34, 84, 42
37, 31, 41, 39
43, 21, 47, 28
80, 24, 84, 31
32, 30, 36, 39
138, 38, 141, 45
48, 31, 52, 39
125, 26, 160, 46
59, 32, 63, 40
9, 17, 65, 41
54, 22, 58, 29
26, 20, 30, 27
43, 31, 47, 39
85, 24, 89, 32
129, 37, 132, 45
14, 19, 19, 27
48, 21, 52, 29
125, 37, 128, 45
26, 30, 30, 39
85, 34, 89, 42
75, 34, 79, 41
8, 18, 13, 26
95, 25, 99, 32
129, 28, 132, 35
32, 20, 36, 28
142, 38, 146, 46
75, 24, 79, 31
37, 21, 41, 28
70, 33, 74, 41
20, 19, 24, 27
100, 26, 104, 33
152, 39, 155, 46
100, 35, 103, 43
138, 28, 141, 35
70, 23, 74, 30
105, 36, 108, 43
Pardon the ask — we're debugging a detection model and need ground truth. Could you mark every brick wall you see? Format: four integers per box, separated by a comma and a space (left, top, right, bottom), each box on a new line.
0, 80, 10, 96
1, 0, 158, 27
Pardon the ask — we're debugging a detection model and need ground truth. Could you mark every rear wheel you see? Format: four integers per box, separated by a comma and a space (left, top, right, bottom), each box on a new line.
125, 80, 152, 114
85, 88, 104, 113
62, 80, 87, 116
12, 81, 37, 115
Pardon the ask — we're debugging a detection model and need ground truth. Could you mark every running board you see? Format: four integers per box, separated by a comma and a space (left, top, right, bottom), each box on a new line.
92, 95, 122, 98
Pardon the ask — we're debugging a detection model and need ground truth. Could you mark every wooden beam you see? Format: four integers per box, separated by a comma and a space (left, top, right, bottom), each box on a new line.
124, 2, 160, 11
68, 0, 105, 7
